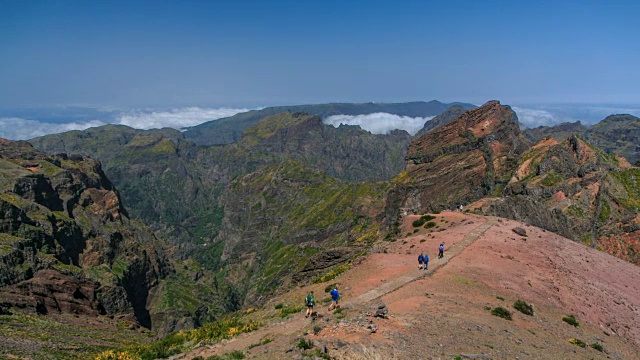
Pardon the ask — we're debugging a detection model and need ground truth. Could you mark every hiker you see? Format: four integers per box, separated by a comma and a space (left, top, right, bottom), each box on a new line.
418, 253, 424, 269
329, 286, 340, 311
305, 291, 315, 318
423, 253, 430, 270
438, 242, 445, 259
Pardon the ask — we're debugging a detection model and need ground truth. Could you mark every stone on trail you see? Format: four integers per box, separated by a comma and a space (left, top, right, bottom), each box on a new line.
512, 227, 527, 237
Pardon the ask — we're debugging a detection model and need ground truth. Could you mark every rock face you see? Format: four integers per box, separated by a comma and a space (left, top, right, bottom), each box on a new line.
415, 104, 468, 137
523, 114, 640, 164
395, 101, 528, 214
386, 102, 640, 265
0, 140, 171, 327
479, 135, 640, 264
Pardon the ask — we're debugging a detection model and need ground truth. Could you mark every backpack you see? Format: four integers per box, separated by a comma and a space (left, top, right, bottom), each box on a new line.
305, 294, 314, 306
424, 254, 430, 261
439, 244, 444, 251
331, 289, 339, 299
418, 255, 424, 263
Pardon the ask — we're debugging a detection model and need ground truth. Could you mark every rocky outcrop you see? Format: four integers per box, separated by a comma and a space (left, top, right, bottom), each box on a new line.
0, 139, 172, 328
415, 104, 467, 137
395, 101, 528, 214
523, 114, 640, 164
477, 136, 640, 263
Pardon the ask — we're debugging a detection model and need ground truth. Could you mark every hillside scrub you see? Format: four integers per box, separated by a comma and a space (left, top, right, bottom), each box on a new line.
513, 300, 534, 316
95, 317, 260, 360
490, 307, 512, 320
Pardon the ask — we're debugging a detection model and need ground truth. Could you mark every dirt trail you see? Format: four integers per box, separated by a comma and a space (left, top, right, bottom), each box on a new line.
177, 214, 496, 359
350, 217, 496, 304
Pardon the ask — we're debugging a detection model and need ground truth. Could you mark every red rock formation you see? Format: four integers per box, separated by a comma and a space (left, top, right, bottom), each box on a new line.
399, 101, 528, 213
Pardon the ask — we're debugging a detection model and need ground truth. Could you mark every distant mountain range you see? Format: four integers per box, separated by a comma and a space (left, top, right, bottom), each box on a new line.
183, 100, 476, 145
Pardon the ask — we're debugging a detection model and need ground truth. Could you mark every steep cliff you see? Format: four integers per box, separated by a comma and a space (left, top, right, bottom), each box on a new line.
0, 139, 171, 327
394, 100, 528, 214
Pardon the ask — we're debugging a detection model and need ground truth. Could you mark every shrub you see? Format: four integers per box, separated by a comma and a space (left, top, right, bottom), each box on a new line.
274, 303, 284, 309
313, 325, 323, 335
424, 221, 436, 229
490, 307, 512, 320
568, 338, 586, 348
248, 338, 272, 349
420, 239, 426, 243
422, 215, 436, 221
562, 314, 579, 327
297, 338, 314, 350
590, 343, 603, 352
193, 357, 204, 360
412, 218, 426, 227
513, 300, 534, 316
225, 350, 246, 359
324, 283, 339, 293
413, 228, 419, 233
280, 305, 304, 318
496, 296, 505, 301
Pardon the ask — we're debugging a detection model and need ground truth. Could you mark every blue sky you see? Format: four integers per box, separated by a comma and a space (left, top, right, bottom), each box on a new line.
2, 0, 639, 108
1, 1, 639, 139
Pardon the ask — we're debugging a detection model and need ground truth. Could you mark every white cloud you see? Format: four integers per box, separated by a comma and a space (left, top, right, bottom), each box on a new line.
512, 107, 559, 128
0, 107, 252, 140
0, 117, 107, 140
116, 107, 250, 130
323, 113, 434, 136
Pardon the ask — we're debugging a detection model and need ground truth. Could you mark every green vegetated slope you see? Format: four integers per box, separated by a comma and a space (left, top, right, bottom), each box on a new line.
523, 114, 640, 165
0, 140, 173, 357
215, 160, 388, 300
184, 100, 476, 145
26, 110, 411, 336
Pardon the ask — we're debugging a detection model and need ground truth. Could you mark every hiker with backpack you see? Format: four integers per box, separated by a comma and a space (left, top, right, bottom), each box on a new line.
305, 291, 315, 318
438, 242, 445, 259
418, 253, 425, 269
328, 286, 340, 311
423, 253, 430, 270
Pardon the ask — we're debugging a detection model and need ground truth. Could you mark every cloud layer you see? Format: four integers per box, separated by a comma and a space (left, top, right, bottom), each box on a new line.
323, 113, 434, 136
0, 117, 107, 140
512, 107, 558, 128
116, 107, 250, 130
0, 107, 250, 140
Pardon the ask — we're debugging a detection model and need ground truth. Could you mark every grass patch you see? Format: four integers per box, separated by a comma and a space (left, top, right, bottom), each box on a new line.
279, 305, 304, 318
420, 239, 426, 243
312, 263, 351, 284
95, 317, 260, 360
540, 170, 563, 187
247, 338, 272, 349
496, 296, 505, 301
562, 314, 579, 327
274, 303, 284, 310
451, 274, 477, 287
513, 300, 534, 316
590, 343, 604, 352
490, 307, 512, 320
297, 338, 314, 350
424, 221, 436, 229
568, 338, 586, 348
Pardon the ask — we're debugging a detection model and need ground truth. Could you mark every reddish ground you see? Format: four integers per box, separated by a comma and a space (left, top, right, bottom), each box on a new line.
178, 212, 640, 360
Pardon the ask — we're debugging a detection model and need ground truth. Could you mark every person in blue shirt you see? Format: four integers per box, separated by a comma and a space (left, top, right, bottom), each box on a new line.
328, 286, 340, 311
423, 253, 430, 270
418, 253, 424, 269
438, 242, 445, 259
